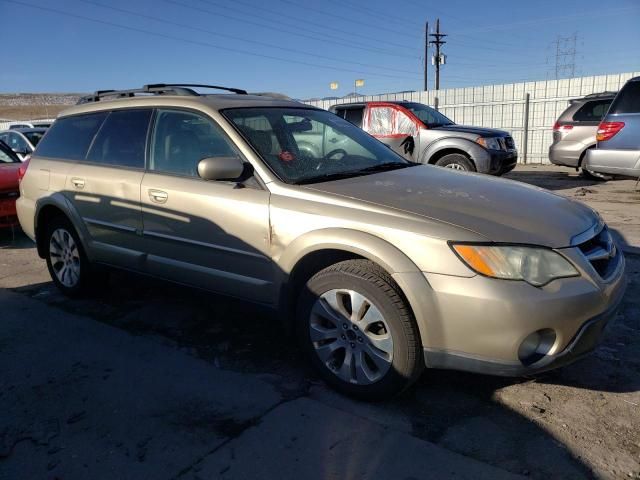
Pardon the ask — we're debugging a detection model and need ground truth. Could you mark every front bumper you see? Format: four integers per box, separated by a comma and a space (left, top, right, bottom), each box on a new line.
488, 149, 518, 175
417, 245, 626, 377
583, 148, 640, 177
423, 289, 624, 376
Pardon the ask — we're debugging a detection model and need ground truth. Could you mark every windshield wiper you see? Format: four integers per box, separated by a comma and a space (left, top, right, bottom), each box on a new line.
294, 162, 412, 185
295, 171, 366, 185
350, 162, 413, 174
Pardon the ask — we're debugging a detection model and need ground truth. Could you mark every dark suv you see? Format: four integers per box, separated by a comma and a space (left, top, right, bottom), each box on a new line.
330, 101, 517, 175
549, 92, 616, 178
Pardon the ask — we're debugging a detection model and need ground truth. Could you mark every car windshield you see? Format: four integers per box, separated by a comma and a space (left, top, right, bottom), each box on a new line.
402, 102, 454, 127
23, 131, 45, 146
223, 107, 413, 184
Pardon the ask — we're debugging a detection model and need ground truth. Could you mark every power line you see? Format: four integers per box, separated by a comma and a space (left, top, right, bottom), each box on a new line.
277, 0, 417, 41
1, 0, 422, 81
167, 0, 418, 59
451, 6, 639, 34
76, 0, 422, 76
193, 0, 418, 53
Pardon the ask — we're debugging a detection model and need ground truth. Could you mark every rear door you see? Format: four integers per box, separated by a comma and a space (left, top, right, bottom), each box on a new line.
63, 109, 151, 266
140, 109, 273, 303
602, 80, 640, 150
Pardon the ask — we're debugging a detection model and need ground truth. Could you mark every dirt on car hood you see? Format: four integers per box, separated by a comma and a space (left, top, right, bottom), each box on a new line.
305, 165, 598, 248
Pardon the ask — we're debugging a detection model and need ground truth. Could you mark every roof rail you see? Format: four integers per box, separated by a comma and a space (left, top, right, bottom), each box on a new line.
77, 83, 247, 104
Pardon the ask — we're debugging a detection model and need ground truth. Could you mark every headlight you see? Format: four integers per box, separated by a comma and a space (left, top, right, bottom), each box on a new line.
476, 136, 502, 150
451, 244, 579, 286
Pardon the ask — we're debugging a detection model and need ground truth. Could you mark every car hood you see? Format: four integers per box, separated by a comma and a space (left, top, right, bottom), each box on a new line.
0, 164, 20, 192
433, 124, 510, 137
304, 166, 597, 248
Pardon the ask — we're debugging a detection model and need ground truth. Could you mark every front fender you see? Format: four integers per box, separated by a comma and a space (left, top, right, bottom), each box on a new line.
276, 227, 420, 276
276, 228, 435, 346
420, 137, 492, 173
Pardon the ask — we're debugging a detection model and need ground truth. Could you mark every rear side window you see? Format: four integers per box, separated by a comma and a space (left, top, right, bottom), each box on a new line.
35, 112, 107, 160
335, 107, 365, 128
609, 81, 640, 114
572, 100, 612, 122
86, 109, 152, 168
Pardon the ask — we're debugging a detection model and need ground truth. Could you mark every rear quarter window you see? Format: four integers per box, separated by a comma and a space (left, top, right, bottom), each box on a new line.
35, 112, 108, 160
572, 99, 612, 122
609, 81, 640, 114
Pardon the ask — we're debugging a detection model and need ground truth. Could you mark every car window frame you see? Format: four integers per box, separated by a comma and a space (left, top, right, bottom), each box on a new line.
82, 107, 154, 171
146, 106, 265, 190
572, 99, 613, 123
33, 111, 110, 163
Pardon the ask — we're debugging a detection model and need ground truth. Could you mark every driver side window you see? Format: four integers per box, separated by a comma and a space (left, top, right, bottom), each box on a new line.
149, 110, 237, 177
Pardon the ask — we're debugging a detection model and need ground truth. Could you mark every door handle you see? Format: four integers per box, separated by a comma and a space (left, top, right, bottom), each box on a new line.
329, 137, 339, 143
71, 178, 85, 189
148, 189, 168, 204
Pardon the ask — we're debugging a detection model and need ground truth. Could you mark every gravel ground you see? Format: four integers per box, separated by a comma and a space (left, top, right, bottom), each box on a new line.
1, 164, 639, 479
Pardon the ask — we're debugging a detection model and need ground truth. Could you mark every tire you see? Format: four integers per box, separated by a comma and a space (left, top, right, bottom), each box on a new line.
44, 215, 99, 296
296, 260, 423, 400
435, 153, 476, 172
580, 168, 610, 181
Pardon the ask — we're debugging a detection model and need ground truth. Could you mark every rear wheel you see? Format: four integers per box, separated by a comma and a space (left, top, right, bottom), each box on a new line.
580, 168, 610, 181
297, 260, 423, 399
44, 216, 100, 296
435, 153, 476, 172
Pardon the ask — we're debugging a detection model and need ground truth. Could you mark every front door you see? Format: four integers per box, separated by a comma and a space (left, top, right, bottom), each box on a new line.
140, 109, 274, 303
365, 105, 420, 161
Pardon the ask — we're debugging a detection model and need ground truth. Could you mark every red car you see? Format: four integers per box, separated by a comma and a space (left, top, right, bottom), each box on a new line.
0, 140, 24, 229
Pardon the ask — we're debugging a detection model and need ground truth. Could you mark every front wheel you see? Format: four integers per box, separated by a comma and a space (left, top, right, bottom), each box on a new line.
435, 153, 476, 172
297, 260, 423, 399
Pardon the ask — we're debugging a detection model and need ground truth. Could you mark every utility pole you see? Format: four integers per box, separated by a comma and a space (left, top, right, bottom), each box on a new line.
429, 18, 447, 90
423, 21, 429, 92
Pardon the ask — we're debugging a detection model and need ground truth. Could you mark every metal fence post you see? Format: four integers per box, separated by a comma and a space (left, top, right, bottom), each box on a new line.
522, 93, 530, 164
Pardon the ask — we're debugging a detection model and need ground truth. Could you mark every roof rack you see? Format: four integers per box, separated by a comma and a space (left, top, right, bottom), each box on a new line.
77, 83, 248, 104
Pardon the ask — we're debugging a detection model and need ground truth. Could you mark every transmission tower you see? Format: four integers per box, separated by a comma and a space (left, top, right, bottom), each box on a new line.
551, 33, 578, 79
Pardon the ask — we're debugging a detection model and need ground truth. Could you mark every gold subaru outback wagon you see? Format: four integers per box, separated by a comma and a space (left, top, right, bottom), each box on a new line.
17, 84, 626, 398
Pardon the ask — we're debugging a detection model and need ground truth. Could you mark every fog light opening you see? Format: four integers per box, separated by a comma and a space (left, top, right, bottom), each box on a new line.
518, 329, 556, 366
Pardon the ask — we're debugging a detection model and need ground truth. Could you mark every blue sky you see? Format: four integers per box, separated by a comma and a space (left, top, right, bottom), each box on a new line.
1, 0, 639, 98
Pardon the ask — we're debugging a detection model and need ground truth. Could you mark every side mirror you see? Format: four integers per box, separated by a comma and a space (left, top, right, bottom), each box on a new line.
197, 156, 245, 181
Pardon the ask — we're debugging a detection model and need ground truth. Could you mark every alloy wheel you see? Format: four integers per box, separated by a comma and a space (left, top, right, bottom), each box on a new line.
309, 289, 394, 385
49, 228, 81, 288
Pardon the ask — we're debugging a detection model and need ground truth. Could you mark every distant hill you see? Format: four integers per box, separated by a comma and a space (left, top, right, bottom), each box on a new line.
0, 93, 84, 120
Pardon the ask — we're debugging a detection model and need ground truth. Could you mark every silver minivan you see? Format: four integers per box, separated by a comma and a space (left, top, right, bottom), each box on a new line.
549, 92, 616, 178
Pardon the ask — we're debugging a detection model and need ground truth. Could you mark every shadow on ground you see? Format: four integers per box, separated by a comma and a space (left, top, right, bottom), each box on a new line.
13, 256, 639, 479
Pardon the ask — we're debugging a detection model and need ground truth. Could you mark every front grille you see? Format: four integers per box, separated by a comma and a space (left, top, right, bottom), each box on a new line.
504, 136, 515, 149
577, 227, 619, 280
